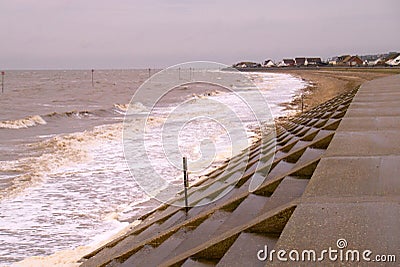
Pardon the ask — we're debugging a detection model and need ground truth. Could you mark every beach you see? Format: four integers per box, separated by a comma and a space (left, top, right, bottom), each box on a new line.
275, 69, 393, 116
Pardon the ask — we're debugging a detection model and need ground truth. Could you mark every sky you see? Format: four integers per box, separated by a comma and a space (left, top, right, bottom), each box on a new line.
0, 0, 399, 69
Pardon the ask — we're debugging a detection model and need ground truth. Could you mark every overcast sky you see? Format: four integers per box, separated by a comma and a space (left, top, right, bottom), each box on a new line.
0, 0, 399, 69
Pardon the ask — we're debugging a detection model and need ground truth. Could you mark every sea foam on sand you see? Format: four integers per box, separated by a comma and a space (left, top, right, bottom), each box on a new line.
11, 220, 141, 267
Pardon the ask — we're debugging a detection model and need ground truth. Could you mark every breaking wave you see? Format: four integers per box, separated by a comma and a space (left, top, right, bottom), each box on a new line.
0, 123, 125, 201
0, 115, 47, 129
114, 102, 148, 115
0, 103, 144, 130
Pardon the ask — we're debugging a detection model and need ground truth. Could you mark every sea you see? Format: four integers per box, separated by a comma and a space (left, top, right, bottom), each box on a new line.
0, 69, 307, 266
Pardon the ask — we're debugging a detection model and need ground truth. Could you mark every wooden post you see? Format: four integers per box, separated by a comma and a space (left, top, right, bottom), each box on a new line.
91, 69, 94, 87
301, 94, 304, 113
1, 71, 4, 93
183, 157, 189, 213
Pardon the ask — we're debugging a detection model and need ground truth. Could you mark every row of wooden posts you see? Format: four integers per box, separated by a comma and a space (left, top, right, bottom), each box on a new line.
0, 68, 199, 93
0, 70, 96, 93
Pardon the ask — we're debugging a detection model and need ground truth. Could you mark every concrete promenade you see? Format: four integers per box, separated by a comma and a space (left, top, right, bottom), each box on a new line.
272, 74, 400, 266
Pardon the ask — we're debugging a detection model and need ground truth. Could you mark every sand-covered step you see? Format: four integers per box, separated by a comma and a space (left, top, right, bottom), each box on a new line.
320, 110, 335, 119
258, 176, 308, 215
186, 186, 248, 219
80, 232, 146, 266
216, 232, 278, 267
182, 258, 217, 266
290, 125, 308, 135
187, 181, 226, 204
312, 118, 330, 128
276, 138, 299, 153
222, 159, 248, 175
321, 118, 341, 130
291, 147, 325, 170
165, 210, 232, 259
331, 109, 347, 119
295, 126, 312, 137
121, 228, 188, 266
300, 128, 320, 141
265, 161, 295, 181
276, 133, 298, 147
213, 193, 268, 235
309, 131, 334, 149
286, 140, 310, 154
273, 149, 288, 161
305, 118, 319, 127
281, 121, 298, 131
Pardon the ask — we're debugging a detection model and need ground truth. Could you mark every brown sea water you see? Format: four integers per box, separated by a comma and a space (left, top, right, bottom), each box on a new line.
0, 69, 306, 266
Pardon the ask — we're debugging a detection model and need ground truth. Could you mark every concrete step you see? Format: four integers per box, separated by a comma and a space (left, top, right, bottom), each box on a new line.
216, 232, 278, 267
214, 194, 269, 235
122, 228, 188, 266
258, 176, 309, 215
182, 258, 216, 266
167, 210, 232, 258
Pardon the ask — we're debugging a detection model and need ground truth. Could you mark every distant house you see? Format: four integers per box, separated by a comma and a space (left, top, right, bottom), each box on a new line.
328, 60, 337, 65
278, 59, 295, 67
337, 55, 363, 66
385, 53, 400, 66
233, 62, 261, 68
295, 57, 306, 66
307, 57, 323, 66
347, 56, 363, 66
336, 55, 351, 65
294, 57, 323, 66
364, 58, 385, 66
263, 59, 276, 67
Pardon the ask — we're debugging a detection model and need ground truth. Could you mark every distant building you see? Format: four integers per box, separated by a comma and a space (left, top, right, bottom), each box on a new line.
278, 59, 295, 67
336, 55, 351, 65
364, 58, 385, 66
263, 59, 276, 67
295, 57, 306, 66
337, 55, 363, 66
233, 62, 261, 68
385, 53, 400, 66
347, 56, 363, 66
328, 60, 337, 65
294, 57, 323, 66
307, 57, 323, 66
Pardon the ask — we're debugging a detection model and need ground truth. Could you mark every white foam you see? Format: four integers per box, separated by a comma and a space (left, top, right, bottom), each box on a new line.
12, 220, 140, 267
0, 115, 47, 129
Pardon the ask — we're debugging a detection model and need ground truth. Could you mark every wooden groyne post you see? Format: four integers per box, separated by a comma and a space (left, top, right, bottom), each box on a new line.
1, 71, 4, 93
183, 157, 189, 214
91, 69, 94, 87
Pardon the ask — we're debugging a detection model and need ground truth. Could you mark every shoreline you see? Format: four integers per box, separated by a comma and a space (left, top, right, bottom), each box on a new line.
273, 69, 396, 124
